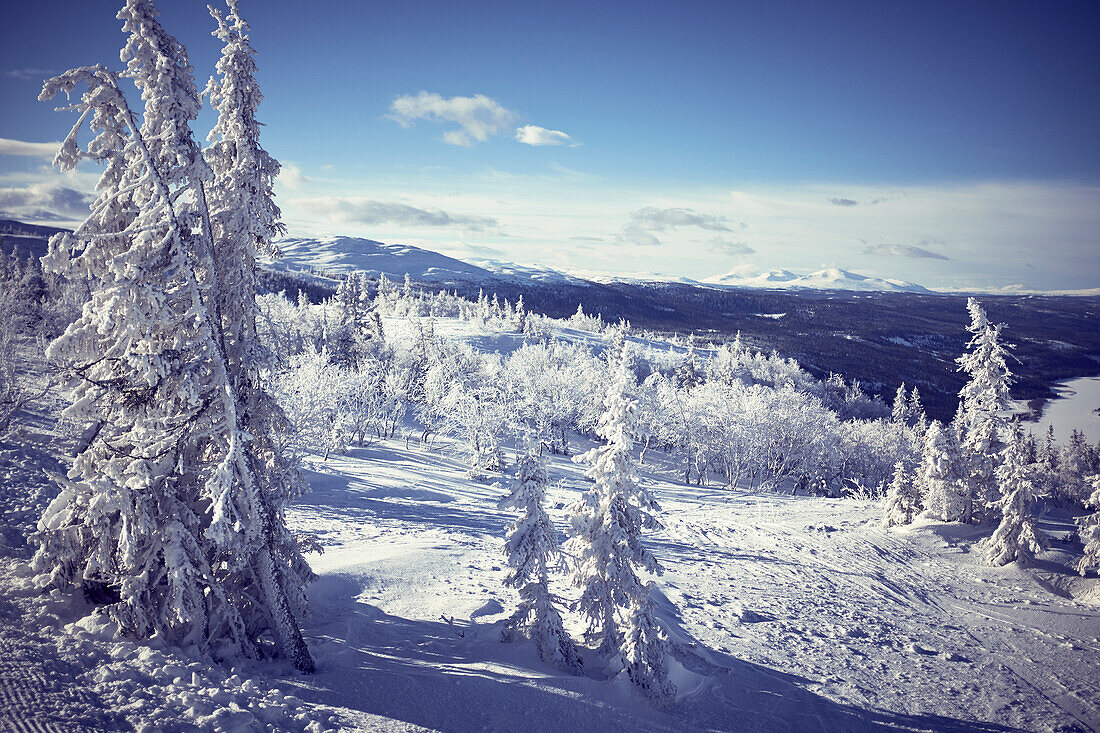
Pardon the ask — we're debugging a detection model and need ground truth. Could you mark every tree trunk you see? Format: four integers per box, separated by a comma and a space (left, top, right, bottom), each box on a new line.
257, 546, 314, 673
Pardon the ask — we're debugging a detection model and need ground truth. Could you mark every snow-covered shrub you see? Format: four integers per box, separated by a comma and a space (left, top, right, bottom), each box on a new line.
1076, 473, 1100, 575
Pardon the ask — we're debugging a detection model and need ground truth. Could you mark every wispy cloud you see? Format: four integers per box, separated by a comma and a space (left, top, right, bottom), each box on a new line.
387, 92, 518, 147
0, 137, 62, 160
829, 197, 859, 207
5, 68, 54, 81
290, 196, 498, 231
616, 206, 736, 246
515, 125, 578, 147
629, 206, 734, 232
863, 243, 949, 260
617, 224, 662, 247
0, 183, 94, 222
707, 238, 755, 255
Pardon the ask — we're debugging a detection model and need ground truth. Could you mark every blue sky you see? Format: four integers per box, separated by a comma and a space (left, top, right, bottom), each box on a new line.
1, 0, 1098, 291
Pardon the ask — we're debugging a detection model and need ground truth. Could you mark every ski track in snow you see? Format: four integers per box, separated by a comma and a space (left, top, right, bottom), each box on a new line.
273, 438, 1100, 732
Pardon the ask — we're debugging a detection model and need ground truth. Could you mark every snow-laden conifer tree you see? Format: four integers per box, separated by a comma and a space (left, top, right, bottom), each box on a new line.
1076, 473, 1100, 575
33, 0, 314, 671
674, 334, 700, 389
909, 386, 929, 436
567, 349, 675, 702
498, 440, 581, 672
883, 462, 921, 527
202, 0, 314, 670
955, 298, 1014, 523
891, 384, 911, 425
35, 0, 238, 655
985, 426, 1046, 566
919, 421, 968, 522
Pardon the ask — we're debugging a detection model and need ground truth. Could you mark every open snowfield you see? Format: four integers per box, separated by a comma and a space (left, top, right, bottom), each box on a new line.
282, 438, 1100, 732
3, 411, 1098, 731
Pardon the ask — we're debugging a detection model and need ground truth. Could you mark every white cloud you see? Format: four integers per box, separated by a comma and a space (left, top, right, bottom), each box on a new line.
616, 206, 735, 246
515, 125, 577, 147
629, 206, 734, 232
388, 92, 518, 146
0, 183, 94, 223
863, 243, 948, 260
289, 196, 498, 231
707, 238, 755, 255
616, 223, 661, 247
0, 137, 62, 160
278, 163, 309, 189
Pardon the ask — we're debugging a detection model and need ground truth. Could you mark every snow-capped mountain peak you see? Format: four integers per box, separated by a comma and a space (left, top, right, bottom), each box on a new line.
703, 267, 930, 293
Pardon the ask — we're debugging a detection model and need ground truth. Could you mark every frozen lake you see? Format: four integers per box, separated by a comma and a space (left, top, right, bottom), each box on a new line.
1022, 374, 1100, 445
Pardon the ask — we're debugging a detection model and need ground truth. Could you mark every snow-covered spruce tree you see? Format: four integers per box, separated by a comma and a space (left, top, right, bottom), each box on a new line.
567, 349, 675, 703
33, 0, 313, 671
882, 462, 921, 527
955, 298, 1014, 524
1075, 473, 1100, 575
891, 384, 911, 425
919, 421, 969, 522
203, 0, 314, 671
498, 439, 581, 672
985, 426, 1046, 566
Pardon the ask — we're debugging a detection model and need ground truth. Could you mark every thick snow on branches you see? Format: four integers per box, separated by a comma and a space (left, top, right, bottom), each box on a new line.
33, 0, 313, 671
1075, 473, 1100, 576
955, 298, 1015, 524
985, 428, 1046, 566
498, 440, 581, 671
567, 346, 675, 702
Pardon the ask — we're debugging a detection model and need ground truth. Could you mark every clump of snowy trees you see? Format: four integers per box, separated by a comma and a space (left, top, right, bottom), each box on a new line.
495, 347, 675, 702
878, 298, 1100, 570
32, 0, 314, 671
271, 280, 916, 499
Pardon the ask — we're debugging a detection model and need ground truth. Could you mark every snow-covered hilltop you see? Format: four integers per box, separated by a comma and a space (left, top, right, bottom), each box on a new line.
270, 236, 501, 284
703, 267, 933, 293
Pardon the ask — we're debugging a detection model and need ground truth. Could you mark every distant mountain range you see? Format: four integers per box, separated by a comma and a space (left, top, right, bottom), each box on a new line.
267, 235, 934, 293
702, 267, 933, 293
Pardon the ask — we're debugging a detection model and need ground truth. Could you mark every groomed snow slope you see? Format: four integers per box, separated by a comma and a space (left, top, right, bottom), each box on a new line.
272, 439, 1100, 732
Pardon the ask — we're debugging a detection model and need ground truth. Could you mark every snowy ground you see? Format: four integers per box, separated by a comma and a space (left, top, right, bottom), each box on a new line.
1, 324, 1098, 731
2, 424, 1099, 730
268, 438, 1100, 732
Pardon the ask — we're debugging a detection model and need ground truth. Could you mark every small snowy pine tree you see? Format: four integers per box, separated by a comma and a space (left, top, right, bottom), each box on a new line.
567, 349, 675, 702
985, 427, 1046, 566
882, 462, 921, 527
919, 421, 969, 522
498, 441, 581, 672
1075, 473, 1100, 575
891, 384, 910, 425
